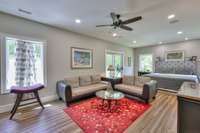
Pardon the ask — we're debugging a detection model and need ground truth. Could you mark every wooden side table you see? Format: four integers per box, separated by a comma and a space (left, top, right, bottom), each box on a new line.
138, 71, 150, 76
101, 77, 122, 89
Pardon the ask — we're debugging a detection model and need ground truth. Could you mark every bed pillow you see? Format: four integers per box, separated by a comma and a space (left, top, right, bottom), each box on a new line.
159, 68, 174, 74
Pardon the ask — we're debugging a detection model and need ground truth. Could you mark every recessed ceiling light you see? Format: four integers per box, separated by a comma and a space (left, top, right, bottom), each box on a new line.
168, 14, 175, 19
159, 42, 163, 44
133, 41, 137, 43
177, 31, 183, 35
75, 19, 81, 24
112, 33, 117, 37
185, 37, 189, 40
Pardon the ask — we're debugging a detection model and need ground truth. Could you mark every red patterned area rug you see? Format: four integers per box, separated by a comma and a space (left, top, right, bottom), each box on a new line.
64, 98, 150, 133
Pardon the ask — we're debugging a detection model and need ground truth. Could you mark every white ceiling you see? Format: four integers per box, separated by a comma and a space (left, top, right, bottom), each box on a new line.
0, 0, 200, 47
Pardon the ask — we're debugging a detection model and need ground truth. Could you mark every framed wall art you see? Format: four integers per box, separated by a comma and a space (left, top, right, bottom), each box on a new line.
71, 47, 93, 69
165, 50, 184, 61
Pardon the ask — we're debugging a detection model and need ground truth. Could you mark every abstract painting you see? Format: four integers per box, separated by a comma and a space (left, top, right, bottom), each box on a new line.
71, 47, 93, 69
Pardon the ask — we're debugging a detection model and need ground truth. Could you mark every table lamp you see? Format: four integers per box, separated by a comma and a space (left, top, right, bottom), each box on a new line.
107, 65, 115, 78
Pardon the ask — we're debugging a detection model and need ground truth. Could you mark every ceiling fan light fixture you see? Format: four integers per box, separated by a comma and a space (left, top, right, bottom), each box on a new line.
168, 14, 175, 19
112, 33, 117, 37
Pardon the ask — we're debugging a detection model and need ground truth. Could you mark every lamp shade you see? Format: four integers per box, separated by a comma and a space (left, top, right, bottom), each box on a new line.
107, 65, 115, 71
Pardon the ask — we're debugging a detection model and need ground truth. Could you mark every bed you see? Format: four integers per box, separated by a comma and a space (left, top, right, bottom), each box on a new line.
144, 73, 199, 91
146, 60, 199, 91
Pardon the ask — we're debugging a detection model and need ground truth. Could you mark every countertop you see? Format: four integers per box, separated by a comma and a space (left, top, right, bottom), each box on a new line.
177, 82, 200, 101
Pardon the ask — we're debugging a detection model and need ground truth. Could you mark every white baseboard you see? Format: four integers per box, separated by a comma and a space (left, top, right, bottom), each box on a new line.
41, 94, 58, 103
0, 95, 58, 114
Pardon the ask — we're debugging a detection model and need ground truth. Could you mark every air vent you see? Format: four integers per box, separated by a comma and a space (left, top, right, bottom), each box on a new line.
18, 9, 32, 15
169, 19, 179, 24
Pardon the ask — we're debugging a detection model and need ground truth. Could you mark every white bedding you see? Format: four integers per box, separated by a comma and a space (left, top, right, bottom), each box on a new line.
145, 73, 199, 83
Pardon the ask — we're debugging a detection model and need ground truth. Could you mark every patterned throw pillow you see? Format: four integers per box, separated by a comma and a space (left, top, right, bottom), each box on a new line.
79, 75, 92, 86
123, 76, 134, 85
91, 74, 101, 84
64, 77, 79, 88
134, 76, 151, 87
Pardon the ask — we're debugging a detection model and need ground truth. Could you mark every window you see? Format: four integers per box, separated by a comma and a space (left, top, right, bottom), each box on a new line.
1, 36, 47, 93
139, 54, 153, 72
105, 51, 124, 77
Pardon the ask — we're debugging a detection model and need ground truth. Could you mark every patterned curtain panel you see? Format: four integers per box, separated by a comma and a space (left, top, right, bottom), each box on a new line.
15, 40, 37, 87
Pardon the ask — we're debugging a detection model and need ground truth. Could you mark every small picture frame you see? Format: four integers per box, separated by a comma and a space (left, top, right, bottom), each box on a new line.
156, 57, 161, 62
128, 57, 132, 67
191, 56, 197, 61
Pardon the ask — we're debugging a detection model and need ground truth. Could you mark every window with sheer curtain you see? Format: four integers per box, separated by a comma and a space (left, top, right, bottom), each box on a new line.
1, 36, 47, 94
139, 54, 153, 72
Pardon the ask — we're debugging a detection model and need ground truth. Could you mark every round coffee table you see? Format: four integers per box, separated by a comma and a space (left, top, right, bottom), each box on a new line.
96, 90, 125, 112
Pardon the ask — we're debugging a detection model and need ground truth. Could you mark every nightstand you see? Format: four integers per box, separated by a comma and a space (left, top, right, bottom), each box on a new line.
138, 71, 150, 76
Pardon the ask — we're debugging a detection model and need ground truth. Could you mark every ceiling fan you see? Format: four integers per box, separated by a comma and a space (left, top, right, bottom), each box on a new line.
96, 12, 142, 31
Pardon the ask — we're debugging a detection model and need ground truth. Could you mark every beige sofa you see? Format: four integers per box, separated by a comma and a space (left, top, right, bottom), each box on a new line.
56, 74, 110, 106
115, 76, 158, 103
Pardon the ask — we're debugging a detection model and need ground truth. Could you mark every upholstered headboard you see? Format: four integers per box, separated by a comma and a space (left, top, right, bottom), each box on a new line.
155, 61, 197, 75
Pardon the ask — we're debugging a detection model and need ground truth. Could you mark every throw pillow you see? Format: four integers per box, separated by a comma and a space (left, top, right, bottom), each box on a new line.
123, 75, 134, 85
91, 74, 101, 84
64, 77, 79, 88
135, 76, 151, 87
79, 75, 92, 86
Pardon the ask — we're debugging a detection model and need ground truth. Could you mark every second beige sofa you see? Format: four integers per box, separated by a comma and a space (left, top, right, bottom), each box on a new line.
115, 76, 158, 103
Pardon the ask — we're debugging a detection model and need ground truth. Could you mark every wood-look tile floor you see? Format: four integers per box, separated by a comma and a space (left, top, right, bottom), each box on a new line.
0, 91, 177, 133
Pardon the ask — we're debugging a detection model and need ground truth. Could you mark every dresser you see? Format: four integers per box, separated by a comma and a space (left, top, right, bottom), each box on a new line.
177, 82, 200, 133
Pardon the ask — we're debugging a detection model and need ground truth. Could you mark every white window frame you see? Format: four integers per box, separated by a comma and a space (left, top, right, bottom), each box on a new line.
139, 54, 153, 72
0, 33, 47, 94
105, 49, 124, 77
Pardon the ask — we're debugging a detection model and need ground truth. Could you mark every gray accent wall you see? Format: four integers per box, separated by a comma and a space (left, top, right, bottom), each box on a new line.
0, 13, 134, 107
134, 40, 200, 75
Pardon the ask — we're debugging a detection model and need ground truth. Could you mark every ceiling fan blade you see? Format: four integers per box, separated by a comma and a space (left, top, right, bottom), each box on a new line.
120, 25, 133, 31
122, 16, 142, 25
96, 24, 113, 27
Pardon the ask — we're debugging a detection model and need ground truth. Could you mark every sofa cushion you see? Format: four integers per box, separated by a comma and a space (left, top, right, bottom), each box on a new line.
91, 74, 101, 84
64, 77, 79, 88
123, 75, 134, 85
115, 84, 143, 95
72, 83, 108, 97
79, 75, 92, 86
134, 76, 151, 87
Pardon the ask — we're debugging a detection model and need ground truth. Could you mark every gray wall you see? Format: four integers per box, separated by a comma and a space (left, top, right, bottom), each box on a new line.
0, 13, 134, 106
134, 40, 200, 75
